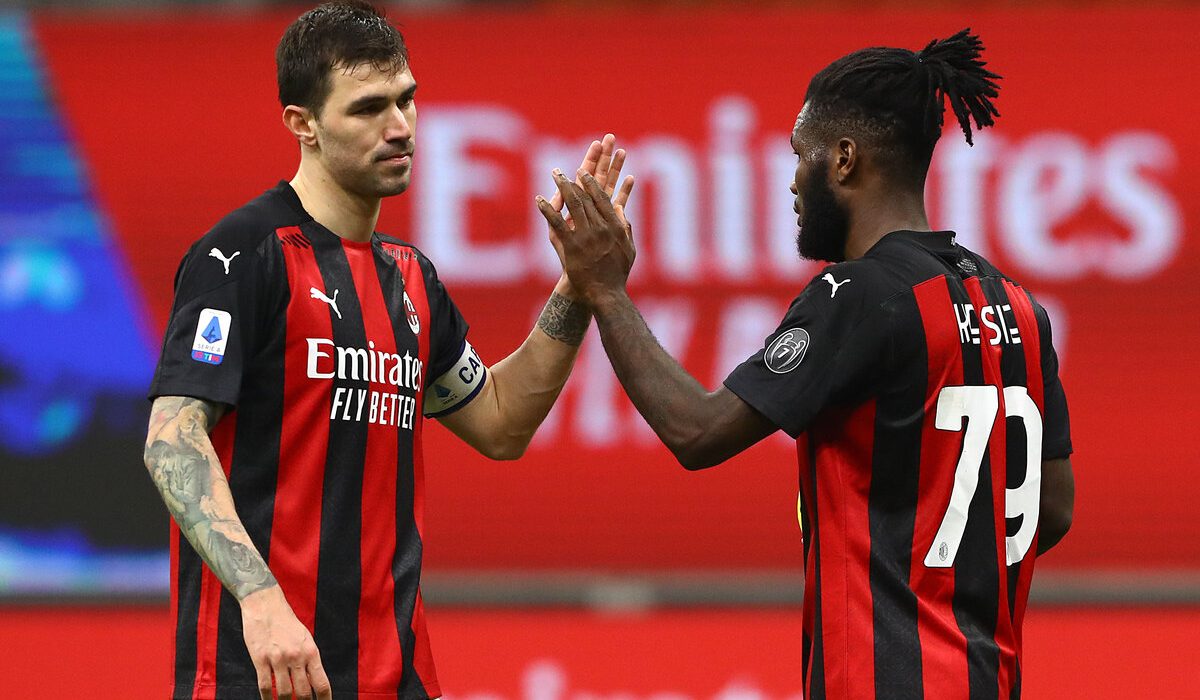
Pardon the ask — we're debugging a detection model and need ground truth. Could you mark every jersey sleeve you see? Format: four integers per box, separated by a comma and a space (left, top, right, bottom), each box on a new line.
1030, 294, 1072, 459
723, 264, 887, 438
148, 234, 271, 407
417, 255, 484, 418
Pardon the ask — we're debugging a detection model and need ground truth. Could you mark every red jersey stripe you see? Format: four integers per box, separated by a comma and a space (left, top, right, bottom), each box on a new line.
911, 275, 970, 699
169, 525, 180, 693
810, 400, 878, 698
191, 586, 217, 698
411, 590, 439, 695
392, 248, 431, 536
273, 226, 331, 634
343, 240, 406, 689
192, 414, 237, 698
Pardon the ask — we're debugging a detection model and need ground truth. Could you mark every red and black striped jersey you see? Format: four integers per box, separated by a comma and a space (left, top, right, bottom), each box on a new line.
725, 230, 1072, 700
150, 182, 480, 699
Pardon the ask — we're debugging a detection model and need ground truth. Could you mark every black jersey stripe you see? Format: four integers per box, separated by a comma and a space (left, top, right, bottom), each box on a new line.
868, 293, 928, 700
210, 581, 244, 686
798, 434, 814, 692
1009, 285, 1051, 665
211, 231, 290, 690
805, 433, 826, 700
983, 278, 1029, 628
171, 527, 201, 697
309, 229, 366, 692
385, 249, 430, 696
911, 273, 968, 699
983, 276, 1027, 698
955, 277, 1002, 700
394, 435, 424, 697
213, 323, 289, 687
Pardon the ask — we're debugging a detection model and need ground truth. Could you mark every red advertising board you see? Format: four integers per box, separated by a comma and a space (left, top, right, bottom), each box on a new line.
4, 607, 1199, 699
33, 7, 1200, 572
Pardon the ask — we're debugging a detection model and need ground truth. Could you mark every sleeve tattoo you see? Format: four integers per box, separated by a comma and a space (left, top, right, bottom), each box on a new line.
536, 292, 591, 346
144, 397, 276, 600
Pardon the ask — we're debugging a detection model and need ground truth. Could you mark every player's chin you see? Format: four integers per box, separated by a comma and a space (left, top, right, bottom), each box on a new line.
374, 173, 411, 198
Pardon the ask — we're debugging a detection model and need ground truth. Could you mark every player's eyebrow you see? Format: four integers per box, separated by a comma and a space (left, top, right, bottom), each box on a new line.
346, 83, 417, 113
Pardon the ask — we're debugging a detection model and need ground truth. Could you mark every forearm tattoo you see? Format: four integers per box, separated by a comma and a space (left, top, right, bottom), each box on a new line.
144, 398, 276, 600
537, 292, 591, 346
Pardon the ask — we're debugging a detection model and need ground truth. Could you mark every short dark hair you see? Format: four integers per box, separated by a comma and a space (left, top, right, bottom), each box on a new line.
276, 1, 409, 115
803, 29, 1001, 181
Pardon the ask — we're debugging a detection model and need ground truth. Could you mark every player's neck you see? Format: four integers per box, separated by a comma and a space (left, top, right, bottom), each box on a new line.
290, 164, 381, 244
844, 190, 930, 260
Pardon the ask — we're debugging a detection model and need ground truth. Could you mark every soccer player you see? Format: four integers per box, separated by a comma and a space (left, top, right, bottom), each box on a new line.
142, 2, 632, 698
539, 30, 1073, 699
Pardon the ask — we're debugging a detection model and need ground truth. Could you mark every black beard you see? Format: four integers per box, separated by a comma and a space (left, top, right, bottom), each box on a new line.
795, 164, 850, 263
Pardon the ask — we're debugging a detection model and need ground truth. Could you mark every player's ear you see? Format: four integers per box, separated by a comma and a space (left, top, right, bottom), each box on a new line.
283, 105, 319, 147
834, 137, 858, 185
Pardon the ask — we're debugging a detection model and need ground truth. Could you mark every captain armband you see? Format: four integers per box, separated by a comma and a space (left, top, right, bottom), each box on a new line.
423, 340, 487, 418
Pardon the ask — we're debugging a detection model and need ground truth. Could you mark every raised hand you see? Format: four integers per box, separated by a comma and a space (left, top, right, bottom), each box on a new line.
537, 169, 636, 310
547, 133, 634, 218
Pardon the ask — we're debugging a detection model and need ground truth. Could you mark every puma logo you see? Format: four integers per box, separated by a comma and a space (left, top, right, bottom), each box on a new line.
310, 287, 342, 320
822, 273, 851, 298
208, 247, 240, 275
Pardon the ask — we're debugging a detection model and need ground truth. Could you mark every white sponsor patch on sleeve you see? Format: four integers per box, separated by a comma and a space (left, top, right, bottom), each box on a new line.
424, 340, 486, 417
191, 308, 232, 365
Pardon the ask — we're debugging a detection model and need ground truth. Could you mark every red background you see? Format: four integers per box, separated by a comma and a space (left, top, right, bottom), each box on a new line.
32, 7, 1200, 573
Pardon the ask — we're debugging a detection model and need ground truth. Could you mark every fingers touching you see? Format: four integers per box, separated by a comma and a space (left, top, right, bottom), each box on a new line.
538, 134, 637, 294
537, 186, 572, 239
550, 138, 599, 211
554, 169, 599, 229
549, 133, 628, 212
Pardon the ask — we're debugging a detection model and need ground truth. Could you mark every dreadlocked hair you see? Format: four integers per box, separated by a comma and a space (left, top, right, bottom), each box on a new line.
802, 28, 1001, 178
917, 29, 1001, 146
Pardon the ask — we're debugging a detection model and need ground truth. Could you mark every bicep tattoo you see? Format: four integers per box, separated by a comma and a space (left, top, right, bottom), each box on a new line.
536, 292, 591, 346
144, 397, 276, 599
